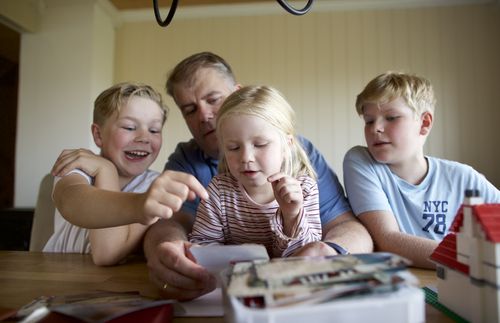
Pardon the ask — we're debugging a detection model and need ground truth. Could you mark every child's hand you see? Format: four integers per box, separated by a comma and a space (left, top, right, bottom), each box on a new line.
268, 172, 303, 219
51, 149, 115, 179
140, 170, 209, 224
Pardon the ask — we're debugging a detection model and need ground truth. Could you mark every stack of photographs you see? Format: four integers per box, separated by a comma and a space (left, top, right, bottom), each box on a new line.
225, 252, 418, 309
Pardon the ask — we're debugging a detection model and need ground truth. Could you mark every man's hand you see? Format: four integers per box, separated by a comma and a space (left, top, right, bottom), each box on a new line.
146, 239, 216, 301
51, 149, 116, 179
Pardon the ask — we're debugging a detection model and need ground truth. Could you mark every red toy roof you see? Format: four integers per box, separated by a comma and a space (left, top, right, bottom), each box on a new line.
449, 204, 500, 242
431, 202, 500, 272
430, 233, 469, 274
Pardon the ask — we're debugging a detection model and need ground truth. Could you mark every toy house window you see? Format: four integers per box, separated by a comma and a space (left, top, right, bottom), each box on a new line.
436, 266, 445, 279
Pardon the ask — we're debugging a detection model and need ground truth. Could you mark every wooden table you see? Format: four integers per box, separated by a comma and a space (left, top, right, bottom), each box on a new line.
0, 251, 452, 322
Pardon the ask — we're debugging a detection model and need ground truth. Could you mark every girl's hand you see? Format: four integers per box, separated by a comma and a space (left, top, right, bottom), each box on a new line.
268, 172, 303, 219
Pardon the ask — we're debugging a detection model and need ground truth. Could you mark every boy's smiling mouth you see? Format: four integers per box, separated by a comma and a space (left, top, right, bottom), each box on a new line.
125, 150, 150, 159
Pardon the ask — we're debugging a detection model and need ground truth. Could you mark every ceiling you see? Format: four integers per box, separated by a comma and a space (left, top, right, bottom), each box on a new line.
109, 0, 270, 10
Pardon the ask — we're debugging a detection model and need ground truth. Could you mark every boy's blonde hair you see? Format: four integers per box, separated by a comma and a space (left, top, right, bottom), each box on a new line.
355, 72, 436, 117
94, 82, 168, 126
216, 85, 316, 180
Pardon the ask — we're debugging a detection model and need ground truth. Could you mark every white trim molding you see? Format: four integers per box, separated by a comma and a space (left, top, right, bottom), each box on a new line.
119, 0, 497, 22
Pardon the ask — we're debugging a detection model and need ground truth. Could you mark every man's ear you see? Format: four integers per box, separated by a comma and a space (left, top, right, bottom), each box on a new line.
420, 112, 433, 136
91, 123, 104, 148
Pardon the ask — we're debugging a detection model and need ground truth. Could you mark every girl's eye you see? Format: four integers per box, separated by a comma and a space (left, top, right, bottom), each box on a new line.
123, 126, 135, 131
364, 120, 374, 125
386, 116, 399, 121
255, 143, 268, 148
150, 129, 160, 134
227, 146, 239, 151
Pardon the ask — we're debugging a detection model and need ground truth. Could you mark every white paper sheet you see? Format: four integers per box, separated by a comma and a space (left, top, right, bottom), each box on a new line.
189, 244, 269, 275
173, 244, 269, 317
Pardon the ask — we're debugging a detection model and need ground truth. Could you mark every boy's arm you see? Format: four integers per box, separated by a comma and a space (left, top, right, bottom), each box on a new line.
53, 176, 148, 228
55, 170, 208, 229
359, 210, 437, 269
87, 171, 209, 265
52, 149, 135, 227
90, 223, 148, 266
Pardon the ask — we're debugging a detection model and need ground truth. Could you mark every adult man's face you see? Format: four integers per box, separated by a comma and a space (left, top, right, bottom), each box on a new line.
173, 67, 239, 159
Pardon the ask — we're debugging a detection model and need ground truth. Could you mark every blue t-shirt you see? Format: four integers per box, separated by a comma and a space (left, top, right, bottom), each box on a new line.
165, 137, 350, 226
343, 146, 500, 240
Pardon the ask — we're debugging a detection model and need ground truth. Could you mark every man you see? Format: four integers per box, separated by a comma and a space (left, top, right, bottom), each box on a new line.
144, 52, 373, 300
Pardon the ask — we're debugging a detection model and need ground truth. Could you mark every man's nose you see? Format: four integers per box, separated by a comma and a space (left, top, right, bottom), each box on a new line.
198, 103, 215, 122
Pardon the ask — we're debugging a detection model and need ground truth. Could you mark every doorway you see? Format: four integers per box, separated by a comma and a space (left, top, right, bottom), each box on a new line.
0, 22, 20, 208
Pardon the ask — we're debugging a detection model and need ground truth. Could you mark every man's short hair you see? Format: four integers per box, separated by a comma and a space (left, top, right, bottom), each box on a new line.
166, 52, 236, 97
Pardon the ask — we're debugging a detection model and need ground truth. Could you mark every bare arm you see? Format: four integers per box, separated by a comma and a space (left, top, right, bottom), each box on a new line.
358, 210, 437, 269
143, 211, 216, 301
54, 177, 152, 228
51, 149, 208, 265
89, 171, 208, 265
323, 211, 374, 253
52, 150, 147, 228
292, 211, 374, 257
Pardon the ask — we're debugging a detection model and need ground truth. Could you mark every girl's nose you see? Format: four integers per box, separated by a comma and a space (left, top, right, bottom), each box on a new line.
240, 146, 254, 163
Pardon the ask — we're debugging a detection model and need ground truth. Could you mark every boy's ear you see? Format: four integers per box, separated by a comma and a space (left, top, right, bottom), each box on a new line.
91, 123, 104, 148
420, 112, 433, 136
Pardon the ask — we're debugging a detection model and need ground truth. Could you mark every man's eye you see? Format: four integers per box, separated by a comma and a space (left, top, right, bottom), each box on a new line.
182, 106, 196, 116
364, 120, 374, 125
207, 97, 221, 105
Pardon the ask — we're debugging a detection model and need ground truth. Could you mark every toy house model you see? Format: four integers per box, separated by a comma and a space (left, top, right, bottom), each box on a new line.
430, 189, 500, 323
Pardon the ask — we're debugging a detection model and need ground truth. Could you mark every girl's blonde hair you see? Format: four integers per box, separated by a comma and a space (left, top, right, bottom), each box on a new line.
355, 71, 436, 117
94, 82, 168, 126
216, 85, 316, 180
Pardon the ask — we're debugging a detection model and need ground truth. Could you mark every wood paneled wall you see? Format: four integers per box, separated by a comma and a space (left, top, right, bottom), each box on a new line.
115, 4, 500, 187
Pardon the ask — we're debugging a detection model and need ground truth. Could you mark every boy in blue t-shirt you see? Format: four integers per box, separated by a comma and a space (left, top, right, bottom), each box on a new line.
343, 72, 500, 268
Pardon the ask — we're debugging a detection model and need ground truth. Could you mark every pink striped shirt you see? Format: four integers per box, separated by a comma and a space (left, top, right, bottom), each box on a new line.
189, 173, 321, 257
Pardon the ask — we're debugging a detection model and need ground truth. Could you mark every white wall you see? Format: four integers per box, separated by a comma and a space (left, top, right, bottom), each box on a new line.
115, 1, 500, 189
14, 0, 116, 207
7, 0, 500, 207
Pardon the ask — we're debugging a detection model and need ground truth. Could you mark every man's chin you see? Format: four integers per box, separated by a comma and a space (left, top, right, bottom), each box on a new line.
199, 138, 219, 159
